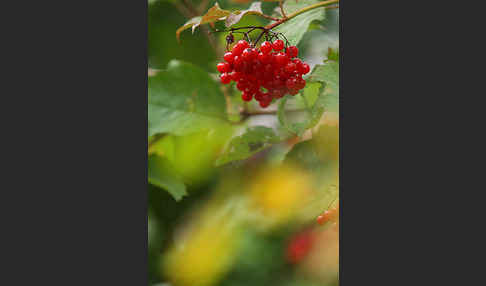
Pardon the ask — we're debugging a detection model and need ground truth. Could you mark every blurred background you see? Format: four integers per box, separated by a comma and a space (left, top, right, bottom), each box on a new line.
148, 0, 339, 285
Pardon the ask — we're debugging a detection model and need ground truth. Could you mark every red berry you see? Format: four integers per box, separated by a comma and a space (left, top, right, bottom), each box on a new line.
217, 62, 230, 73
284, 62, 297, 74
233, 55, 243, 66
260, 41, 273, 54
242, 92, 253, 102
270, 88, 284, 98
296, 78, 306, 90
258, 52, 272, 64
231, 71, 242, 81
289, 89, 299, 95
301, 63, 310, 74
286, 78, 297, 90
242, 48, 258, 61
236, 81, 247, 91
317, 215, 326, 225
241, 48, 252, 61
286, 46, 298, 58
274, 52, 289, 67
232, 40, 249, 56
223, 52, 234, 63
259, 99, 271, 108
220, 73, 231, 84
272, 39, 284, 51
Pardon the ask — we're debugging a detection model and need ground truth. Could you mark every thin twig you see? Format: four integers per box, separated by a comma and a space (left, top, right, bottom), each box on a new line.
279, 1, 287, 18
259, 14, 280, 21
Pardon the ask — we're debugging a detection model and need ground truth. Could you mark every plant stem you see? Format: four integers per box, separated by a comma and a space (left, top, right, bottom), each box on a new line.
279, 1, 287, 18
259, 14, 280, 22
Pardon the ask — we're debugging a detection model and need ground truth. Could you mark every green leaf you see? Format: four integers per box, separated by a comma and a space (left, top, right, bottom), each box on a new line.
284, 140, 322, 171
148, 60, 228, 138
273, 0, 326, 46
307, 60, 339, 112
277, 81, 326, 136
148, 155, 187, 201
215, 126, 280, 166
225, 2, 264, 27
176, 3, 231, 42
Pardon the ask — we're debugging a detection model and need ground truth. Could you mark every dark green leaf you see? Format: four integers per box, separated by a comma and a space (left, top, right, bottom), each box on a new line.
148, 155, 187, 201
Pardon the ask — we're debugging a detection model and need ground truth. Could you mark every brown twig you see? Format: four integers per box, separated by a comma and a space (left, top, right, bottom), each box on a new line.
259, 14, 281, 22
279, 1, 287, 18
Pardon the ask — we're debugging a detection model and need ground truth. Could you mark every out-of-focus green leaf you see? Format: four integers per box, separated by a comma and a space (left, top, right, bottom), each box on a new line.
148, 155, 187, 201
176, 16, 203, 42
148, 60, 228, 138
273, 0, 326, 46
215, 126, 280, 166
285, 140, 321, 170
149, 2, 215, 70
307, 60, 339, 112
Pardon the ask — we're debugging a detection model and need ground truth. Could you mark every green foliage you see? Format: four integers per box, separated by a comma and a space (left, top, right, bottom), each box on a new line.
148, 60, 228, 138
308, 60, 339, 112
177, 2, 271, 41
149, 1, 215, 69
284, 140, 322, 171
216, 126, 280, 166
277, 81, 326, 137
149, 1, 339, 284
225, 2, 265, 27
148, 155, 187, 201
273, 0, 326, 46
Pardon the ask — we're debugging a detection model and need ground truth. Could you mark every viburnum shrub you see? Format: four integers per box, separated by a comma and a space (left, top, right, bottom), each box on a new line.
217, 35, 310, 108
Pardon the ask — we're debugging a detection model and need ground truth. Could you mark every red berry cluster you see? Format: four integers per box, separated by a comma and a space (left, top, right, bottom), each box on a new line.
217, 39, 310, 108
